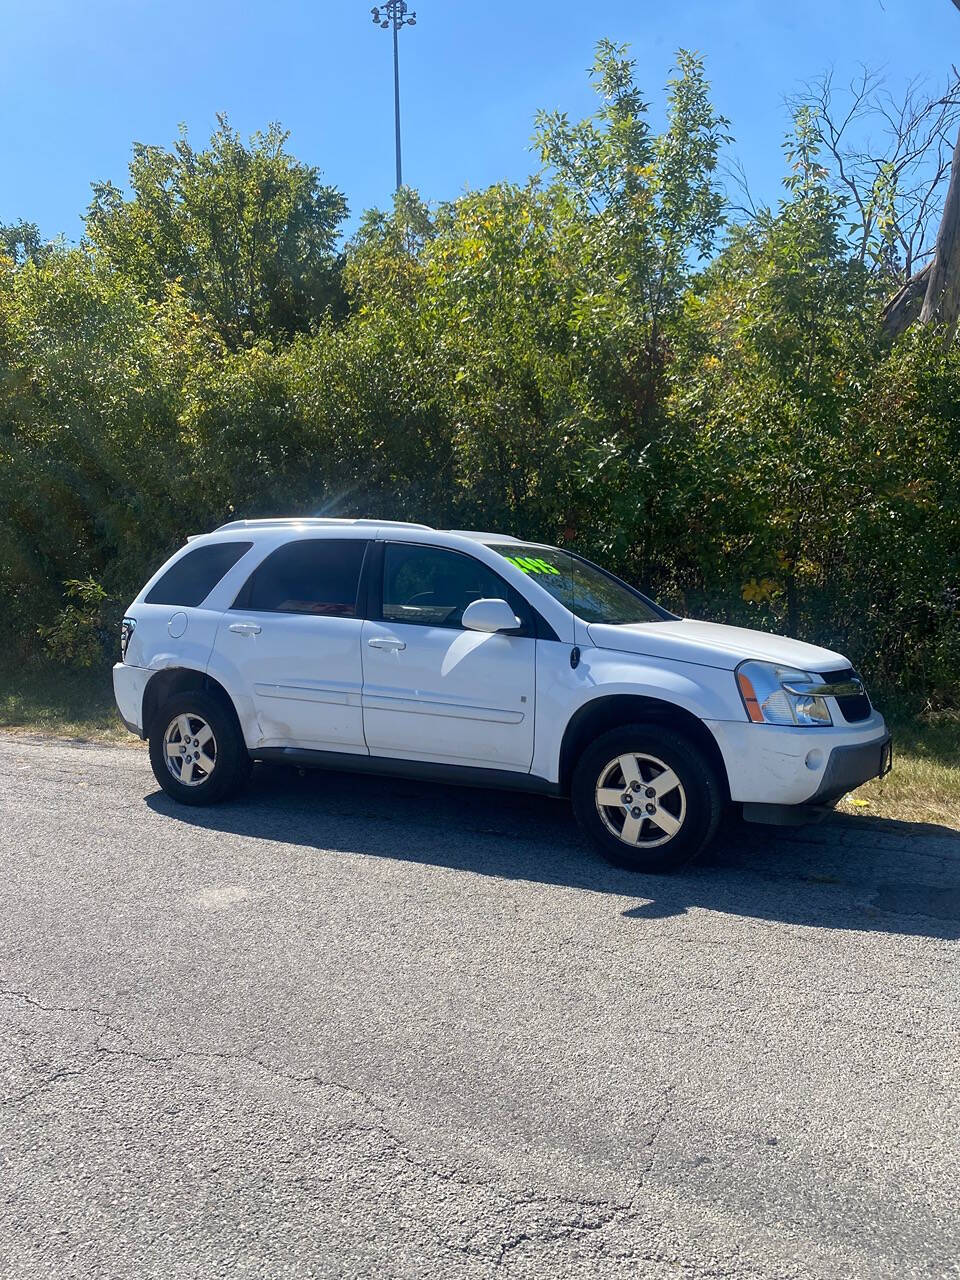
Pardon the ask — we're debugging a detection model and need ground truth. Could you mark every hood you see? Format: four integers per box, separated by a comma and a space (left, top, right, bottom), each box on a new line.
586, 618, 848, 673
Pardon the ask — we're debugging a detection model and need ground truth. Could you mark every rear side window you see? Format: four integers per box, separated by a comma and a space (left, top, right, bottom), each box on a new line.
145, 541, 253, 607
237, 539, 367, 617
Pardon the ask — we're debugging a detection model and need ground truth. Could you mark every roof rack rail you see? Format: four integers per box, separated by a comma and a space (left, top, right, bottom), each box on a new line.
445, 530, 518, 542
213, 517, 433, 533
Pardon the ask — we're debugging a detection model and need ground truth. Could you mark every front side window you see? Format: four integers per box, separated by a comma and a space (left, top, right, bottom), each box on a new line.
382, 543, 525, 630
488, 543, 666, 625
239, 539, 367, 616
145, 541, 253, 607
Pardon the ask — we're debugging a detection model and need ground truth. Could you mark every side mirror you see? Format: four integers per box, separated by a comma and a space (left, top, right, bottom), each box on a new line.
461, 598, 522, 634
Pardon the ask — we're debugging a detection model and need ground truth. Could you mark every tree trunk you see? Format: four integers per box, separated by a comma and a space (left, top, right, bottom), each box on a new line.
918, 125, 960, 342
880, 261, 933, 340
882, 126, 960, 343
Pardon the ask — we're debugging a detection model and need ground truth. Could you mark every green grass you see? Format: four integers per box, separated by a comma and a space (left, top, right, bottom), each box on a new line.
0, 662, 957, 828
836, 702, 960, 829
0, 660, 132, 744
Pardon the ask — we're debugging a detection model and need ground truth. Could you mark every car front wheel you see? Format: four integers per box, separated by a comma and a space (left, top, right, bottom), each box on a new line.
572, 723, 722, 872
148, 690, 252, 805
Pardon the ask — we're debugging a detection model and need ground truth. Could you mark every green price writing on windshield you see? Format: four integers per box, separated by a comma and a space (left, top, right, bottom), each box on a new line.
504, 555, 562, 576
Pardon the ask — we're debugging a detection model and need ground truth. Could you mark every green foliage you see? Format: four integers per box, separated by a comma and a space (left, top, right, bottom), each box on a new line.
533, 44, 731, 427
86, 116, 348, 347
660, 154, 959, 701
38, 578, 115, 666
0, 42, 957, 701
0, 219, 52, 266
344, 188, 435, 312
0, 246, 198, 650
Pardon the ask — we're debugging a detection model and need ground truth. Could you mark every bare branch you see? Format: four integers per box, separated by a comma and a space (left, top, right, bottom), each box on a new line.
721, 155, 763, 219
790, 65, 960, 282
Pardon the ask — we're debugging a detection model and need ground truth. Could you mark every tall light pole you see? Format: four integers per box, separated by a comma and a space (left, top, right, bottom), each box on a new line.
371, 3, 417, 191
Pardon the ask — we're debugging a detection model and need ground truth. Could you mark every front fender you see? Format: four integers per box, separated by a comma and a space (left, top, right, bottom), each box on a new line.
531, 642, 744, 783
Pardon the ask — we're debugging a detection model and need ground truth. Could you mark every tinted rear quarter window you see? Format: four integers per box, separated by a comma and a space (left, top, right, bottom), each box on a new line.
238, 539, 367, 616
145, 542, 253, 607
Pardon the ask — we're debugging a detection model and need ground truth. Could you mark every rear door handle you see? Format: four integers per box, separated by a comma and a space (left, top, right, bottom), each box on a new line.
367, 636, 406, 651
229, 622, 261, 636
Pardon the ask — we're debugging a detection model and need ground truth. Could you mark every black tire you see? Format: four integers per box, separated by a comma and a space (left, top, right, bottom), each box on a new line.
571, 722, 723, 872
148, 689, 252, 806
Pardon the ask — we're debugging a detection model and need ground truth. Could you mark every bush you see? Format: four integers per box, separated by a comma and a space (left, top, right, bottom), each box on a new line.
0, 47, 957, 702
37, 578, 119, 667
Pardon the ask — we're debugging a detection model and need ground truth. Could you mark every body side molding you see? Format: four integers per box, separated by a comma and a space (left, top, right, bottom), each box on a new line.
250, 747, 563, 796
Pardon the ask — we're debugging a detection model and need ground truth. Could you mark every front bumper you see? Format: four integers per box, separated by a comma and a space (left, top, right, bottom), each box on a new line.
112, 662, 151, 737
740, 733, 892, 825
807, 732, 892, 805
706, 713, 890, 810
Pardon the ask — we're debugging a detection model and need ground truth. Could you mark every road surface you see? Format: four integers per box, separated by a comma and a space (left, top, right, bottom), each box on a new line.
1, 735, 958, 1279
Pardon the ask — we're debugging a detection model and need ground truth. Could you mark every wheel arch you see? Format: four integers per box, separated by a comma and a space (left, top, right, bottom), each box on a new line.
558, 694, 730, 800
141, 667, 242, 741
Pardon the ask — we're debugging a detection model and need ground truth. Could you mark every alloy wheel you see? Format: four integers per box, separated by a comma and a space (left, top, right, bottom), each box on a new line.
163, 713, 217, 787
594, 751, 687, 848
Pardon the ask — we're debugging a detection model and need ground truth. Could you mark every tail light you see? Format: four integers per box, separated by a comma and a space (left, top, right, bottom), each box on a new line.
120, 617, 136, 661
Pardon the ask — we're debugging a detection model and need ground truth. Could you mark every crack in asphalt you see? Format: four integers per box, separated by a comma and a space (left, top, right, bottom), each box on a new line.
4, 738, 958, 1279
3, 1064, 93, 1107
487, 1087, 676, 1268
0, 983, 680, 1270
0, 987, 137, 1104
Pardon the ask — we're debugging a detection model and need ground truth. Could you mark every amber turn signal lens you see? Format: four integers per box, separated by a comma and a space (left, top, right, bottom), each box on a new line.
736, 670, 765, 723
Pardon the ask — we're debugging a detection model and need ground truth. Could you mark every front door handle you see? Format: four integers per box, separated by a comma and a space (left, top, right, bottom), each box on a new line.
367, 636, 406, 651
229, 622, 262, 636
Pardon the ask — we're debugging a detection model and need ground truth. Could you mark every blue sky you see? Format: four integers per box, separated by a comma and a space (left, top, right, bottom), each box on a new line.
2, 0, 958, 244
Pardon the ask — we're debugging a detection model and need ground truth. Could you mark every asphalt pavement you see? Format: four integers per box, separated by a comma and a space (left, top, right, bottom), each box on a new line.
1, 734, 958, 1279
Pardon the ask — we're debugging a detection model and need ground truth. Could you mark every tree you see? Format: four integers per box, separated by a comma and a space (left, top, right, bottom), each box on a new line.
0, 220, 51, 266
780, 68, 960, 341
86, 117, 348, 347
0, 247, 199, 648
670, 108, 878, 633
343, 187, 435, 312
917, 125, 960, 337
532, 42, 731, 429
882, 125, 960, 342
786, 69, 960, 282
883, 0, 960, 338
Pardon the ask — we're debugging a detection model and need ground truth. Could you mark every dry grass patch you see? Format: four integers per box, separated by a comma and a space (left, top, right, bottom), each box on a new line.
837, 706, 960, 829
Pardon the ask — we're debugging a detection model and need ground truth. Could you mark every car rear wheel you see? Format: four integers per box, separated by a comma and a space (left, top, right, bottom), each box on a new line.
572, 723, 722, 872
148, 690, 251, 805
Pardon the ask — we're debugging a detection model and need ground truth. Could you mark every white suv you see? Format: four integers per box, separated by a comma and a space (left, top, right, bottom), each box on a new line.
113, 519, 891, 871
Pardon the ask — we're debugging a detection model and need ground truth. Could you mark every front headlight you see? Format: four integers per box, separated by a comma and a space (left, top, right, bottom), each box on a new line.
735, 660, 832, 727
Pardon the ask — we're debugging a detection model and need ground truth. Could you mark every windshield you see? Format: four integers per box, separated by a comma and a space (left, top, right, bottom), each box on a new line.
488, 543, 668, 625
